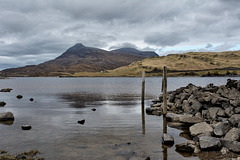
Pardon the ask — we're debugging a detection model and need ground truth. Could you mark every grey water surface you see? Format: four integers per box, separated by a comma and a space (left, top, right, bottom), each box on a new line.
0, 77, 239, 160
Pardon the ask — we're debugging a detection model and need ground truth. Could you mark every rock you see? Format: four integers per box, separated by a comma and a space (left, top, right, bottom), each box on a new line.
162, 133, 174, 145
145, 157, 150, 160
179, 115, 204, 124
213, 121, 231, 137
189, 99, 202, 114
0, 88, 12, 92
220, 147, 229, 155
152, 98, 162, 104
16, 95, 23, 99
165, 113, 181, 122
189, 122, 213, 136
152, 110, 161, 116
91, 108, 96, 111
229, 114, 240, 127
29, 98, 34, 102
217, 85, 230, 98
182, 100, 190, 113
226, 79, 238, 89
208, 107, 225, 120
224, 128, 240, 141
175, 140, 196, 153
225, 106, 234, 117
220, 139, 240, 153
235, 107, 240, 114
146, 107, 157, 114
0, 101, 6, 107
78, 119, 85, 125
21, 125, 32, 130
167, 122, 189, 129
199, 136, 222, 150
151, 103, 162, 107
0, 112, 14, 121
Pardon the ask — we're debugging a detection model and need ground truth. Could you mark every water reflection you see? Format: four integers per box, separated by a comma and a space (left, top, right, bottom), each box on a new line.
141, 102, 145, 135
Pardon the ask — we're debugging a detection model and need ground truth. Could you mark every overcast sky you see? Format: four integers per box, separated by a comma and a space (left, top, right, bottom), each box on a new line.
0, 0, 240, 70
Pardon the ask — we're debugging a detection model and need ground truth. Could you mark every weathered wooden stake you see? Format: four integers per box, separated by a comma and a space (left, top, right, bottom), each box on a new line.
141, 70, 145, 103
141, 102, 146, 135
162, 66, 167, 115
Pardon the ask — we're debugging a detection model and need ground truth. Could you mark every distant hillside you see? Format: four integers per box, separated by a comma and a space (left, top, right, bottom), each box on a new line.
112, 48, 157, 57
105, 51, 240, 76
0, 43, 158, 77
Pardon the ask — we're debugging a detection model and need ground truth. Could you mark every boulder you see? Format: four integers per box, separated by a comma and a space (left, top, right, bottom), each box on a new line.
165, 113, 181, 122
234, 107, 240, 114
162, 133, 174, 145
0, 88, 12, 92
208, 107, 225, 120
225, 107, 234, 117
213, 121, 231, 137
229, 114, 240, 127
220, 139, 240, 153
151, 103, 162, 107
175, 140, 197, 153
217, 85, 230, 98
179, 115, 204, 124
167, 122, 189, 129
199, 136, 222, 150
190, 122, 213, 136
0, 112, 14, 121
182, 100, 190, 113
224, 128, 240, 141
226, 79, 238, 89
29, 98, 34, 102
146, 107, 157, 114
0, 101, 6, 107
78, 119, 85, 125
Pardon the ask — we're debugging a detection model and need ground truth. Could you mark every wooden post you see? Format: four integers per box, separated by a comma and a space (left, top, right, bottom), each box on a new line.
162, 66, 167, 115
141, 70, 145, 103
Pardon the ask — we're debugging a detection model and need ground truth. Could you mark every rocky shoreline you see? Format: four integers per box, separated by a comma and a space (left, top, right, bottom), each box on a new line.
147, 79, 240, 158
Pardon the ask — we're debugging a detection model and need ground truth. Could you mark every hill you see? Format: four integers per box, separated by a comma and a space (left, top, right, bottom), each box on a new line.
0, 43, 158, 77
71, 51, 240, 77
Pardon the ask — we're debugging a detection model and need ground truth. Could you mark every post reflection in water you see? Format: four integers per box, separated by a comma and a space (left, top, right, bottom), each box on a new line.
141, 102, 145, 135
162, 115, 168, 160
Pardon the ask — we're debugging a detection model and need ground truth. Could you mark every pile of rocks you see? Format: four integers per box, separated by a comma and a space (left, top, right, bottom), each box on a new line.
147, 79, 240, 154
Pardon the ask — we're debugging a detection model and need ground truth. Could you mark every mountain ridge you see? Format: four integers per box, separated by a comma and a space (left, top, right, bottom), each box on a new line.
0, 43, 158, 77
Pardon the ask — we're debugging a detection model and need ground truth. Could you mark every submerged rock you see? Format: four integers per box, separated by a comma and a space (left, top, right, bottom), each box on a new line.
78, 119, 85, 125
162, 133, 174, 145
21, 125, 32, 130
175, 140, 197, 153
0, 101, 6, 107
0, 88, 12, 92
16, 95, 23, 99
0, 112, 14, 121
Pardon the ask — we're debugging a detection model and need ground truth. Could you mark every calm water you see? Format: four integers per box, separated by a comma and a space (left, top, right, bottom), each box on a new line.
0, 77, 239, 160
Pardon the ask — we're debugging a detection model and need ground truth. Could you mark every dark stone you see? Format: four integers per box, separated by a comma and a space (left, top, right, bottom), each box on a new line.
225, 107, 234, 117
91, 108, 96, 111
0, 88, 12, 92
16, 95, 23, 99
0, 101, 6, 107
234, 107, 240, 114
162, 133, 174, 145
213, 121, 231, 137
145, 157, 150, 160
21, 125, 32, 130
78, 119, 85, 125
190, 99, 202, 114
220, 139, 240, 153
229, 114, 240, 127
199, 136, 222, 150
0, 112, 14, 121
29, 98, 34, 102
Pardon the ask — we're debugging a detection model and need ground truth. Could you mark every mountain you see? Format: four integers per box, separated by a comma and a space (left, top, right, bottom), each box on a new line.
112, 47, 157, 57
0, 43, 158, 77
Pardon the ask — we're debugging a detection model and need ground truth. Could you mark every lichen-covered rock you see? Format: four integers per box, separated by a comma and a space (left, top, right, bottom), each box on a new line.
199, 136, 222, 150
190, 122, 213, 136
224, 128, 240, 141
213, 121, 231, 137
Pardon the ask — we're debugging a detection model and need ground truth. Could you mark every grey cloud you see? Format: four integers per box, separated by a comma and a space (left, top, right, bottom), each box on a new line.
205, 43, 213, 49
144, 32, 189, 47
109, 43, 138, 50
